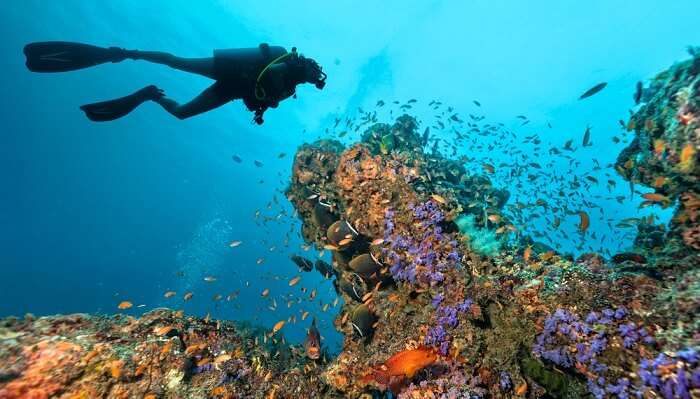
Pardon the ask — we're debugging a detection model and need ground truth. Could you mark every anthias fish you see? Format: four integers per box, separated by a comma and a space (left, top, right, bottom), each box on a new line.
304, 318, 321, 360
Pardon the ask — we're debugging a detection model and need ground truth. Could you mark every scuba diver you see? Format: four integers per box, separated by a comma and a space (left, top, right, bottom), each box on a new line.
23, 41, 326, 125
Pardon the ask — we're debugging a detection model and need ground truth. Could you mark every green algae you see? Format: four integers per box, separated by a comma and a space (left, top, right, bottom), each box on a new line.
518, 349, 589, 398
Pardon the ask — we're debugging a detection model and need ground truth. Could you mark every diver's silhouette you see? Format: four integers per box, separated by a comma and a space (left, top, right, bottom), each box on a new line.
24, 42, 326, 125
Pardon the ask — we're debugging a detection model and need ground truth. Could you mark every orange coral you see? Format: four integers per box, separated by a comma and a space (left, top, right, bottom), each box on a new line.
0, 340, 82, 399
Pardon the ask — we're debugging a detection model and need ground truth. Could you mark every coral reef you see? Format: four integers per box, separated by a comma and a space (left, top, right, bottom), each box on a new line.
0, 310, 338, 399
1, 54, 699, 399
616, 50, 700, 260
282, 54, 700, 397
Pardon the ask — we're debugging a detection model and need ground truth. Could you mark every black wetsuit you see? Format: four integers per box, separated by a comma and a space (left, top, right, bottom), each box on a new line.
212, 44, 296, 121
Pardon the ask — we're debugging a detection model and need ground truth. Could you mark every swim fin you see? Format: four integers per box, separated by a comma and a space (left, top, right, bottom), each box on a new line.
80, 85, 163, 122
24, 41, 131, 73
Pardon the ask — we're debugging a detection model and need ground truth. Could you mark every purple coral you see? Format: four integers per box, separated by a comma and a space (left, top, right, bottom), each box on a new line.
499, 371, 512, 392
432, 293, 445, 308
618, 322, 653, 349
193, 362, 214, 374
533, 307, 656, 398
638, 348, 700, 398
424, 298, 475, 355
383, 201, 460, 287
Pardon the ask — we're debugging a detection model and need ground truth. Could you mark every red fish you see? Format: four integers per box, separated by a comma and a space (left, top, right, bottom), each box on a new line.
361, 347, 438, 392
304, 318, 321, 360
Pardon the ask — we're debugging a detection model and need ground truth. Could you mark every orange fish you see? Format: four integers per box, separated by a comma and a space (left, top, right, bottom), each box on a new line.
644, 118, 655, 132
652, 176, 667, 188
578, 211, 590, 233
523, 246, 532, 262
653, 139, 665, 158
110, 360, 123, 378
482, 163, 495, 174
213, 354, 232, 365
117, 301, 133, 310
361, 347, 437, 392
371, 238, 385, 246
289, 276, 301, 286
540, 251, 555, 261
272, 320, 285, 334
338, 237, 353, 246
642, 193, 671, 206
679, 143, 695, 172
304, 318, 321, 360
431, 194, 447, 205
154, 326, 175, 336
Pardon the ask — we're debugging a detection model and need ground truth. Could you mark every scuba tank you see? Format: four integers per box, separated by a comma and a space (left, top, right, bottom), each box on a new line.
212, 43, 287, 89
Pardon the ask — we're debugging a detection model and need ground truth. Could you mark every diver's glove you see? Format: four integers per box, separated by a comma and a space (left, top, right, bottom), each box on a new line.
244, 96, 269, 125
253, 109, 264, 125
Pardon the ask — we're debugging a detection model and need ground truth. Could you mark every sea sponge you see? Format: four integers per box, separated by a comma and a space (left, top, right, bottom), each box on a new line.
0, 340, 83, 399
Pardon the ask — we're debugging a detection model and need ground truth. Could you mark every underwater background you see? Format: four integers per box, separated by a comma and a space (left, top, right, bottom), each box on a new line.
2, 0, 700, 383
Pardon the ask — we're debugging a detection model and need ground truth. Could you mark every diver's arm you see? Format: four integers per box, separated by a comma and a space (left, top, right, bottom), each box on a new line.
154, 82, 234, 120
244, 64, 295, 124
243, 97, 269, 125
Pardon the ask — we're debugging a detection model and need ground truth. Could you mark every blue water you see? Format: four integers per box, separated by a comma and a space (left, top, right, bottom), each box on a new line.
2, 1, 700, 354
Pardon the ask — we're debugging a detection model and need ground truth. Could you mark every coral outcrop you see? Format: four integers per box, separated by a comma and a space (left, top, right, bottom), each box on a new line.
616, 50, 700, 258
282, 59, 699, 396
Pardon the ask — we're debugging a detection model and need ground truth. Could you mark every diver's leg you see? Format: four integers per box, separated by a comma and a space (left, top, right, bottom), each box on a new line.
154, 82, 233, 120
128, 50, 216, 80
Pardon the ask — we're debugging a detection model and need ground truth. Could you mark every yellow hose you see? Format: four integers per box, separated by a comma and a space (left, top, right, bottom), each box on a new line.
255, 52, 293, 100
